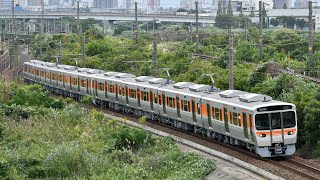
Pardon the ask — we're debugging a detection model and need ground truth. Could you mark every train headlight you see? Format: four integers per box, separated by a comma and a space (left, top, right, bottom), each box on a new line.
287, 131, 294, 135
259, 134, 266, 137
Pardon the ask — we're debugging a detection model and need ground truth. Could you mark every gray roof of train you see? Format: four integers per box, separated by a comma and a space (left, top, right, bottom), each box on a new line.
25, 61, 294, 110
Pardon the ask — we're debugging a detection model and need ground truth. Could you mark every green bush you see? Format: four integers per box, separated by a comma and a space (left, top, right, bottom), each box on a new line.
0, 158, 9, 178
81, 95, 93, 105
1, 104, 34, 120
45, 142, 92, 178
138, 116, 147, 125
108, 126, 153, 151
9, 84, 53, 108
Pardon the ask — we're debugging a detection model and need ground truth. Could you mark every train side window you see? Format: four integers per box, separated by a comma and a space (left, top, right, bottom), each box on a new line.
233, 112, 238, 125
74, 78, 78, 86
197, 103, 201, 115
143, 91, 147, 101
99, 83, 103, 91
173, 98, 176, 108
154, 94, 158, 104
215, 108, 221, 120
59, 75, 63, 82
183, 100, 189, 112
130, 89, 136, 99
169, 97, 173, 108
159, 95, 162, 105
105, 83, 108, 91
109, 85, 114, 93
119, 86, 122, 95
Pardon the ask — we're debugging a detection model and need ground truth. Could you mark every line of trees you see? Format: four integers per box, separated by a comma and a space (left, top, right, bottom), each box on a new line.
270, 17, 308, 29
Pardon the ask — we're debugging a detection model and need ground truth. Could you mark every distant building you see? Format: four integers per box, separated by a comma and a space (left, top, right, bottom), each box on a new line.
294, 0, 307, 8
147, 0, 160, 10
274, 0, 290, 9
126, 0, 133, 9
27, 0, 41, 6
93, 0, 118, 8
49, 0, 60, 6
1, 0, 12, 8
179, 0, 207, 9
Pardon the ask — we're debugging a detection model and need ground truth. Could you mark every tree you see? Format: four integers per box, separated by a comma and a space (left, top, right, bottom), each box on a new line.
223, 0, 227, 14
215, 14, 235, 29
296, 19, 307, 29
304, 100, 320, 146
270, 18, 279, 27
227, 0, 233, 16
176, 8, 188, 12
217, 0, 223, 16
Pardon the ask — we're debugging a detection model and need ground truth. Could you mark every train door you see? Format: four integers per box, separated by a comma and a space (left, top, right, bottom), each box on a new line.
125, 86, 129, 104
249, 114, 254, 140
150, 91, 154, 111
90, 79, 94, 96
78, 77, 80, 92
87, 79, 89, 95
105, 82, 108, 99
137, 88, 141, 107
96, 80, 99, 96
176, 96, 181, 118
224, 108, 230, 133
243, 112, 249, 139
70, 76, 72, 90
191, 100, 196, 123
115, 84, 119, 101
207, 104, 212, 127
62, 75, 65, 88
162, 94, 166, 114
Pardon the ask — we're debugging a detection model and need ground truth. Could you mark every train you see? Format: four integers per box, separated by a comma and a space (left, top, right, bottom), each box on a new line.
23, 60, 297, 157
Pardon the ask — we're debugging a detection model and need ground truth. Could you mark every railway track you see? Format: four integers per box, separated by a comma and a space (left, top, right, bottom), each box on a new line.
276, 159, 320, 180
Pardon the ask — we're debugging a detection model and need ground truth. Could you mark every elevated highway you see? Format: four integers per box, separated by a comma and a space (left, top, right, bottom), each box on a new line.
0, 11, 215, 24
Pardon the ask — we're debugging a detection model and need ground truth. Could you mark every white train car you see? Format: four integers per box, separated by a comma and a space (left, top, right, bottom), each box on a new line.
23, 60, 297, 157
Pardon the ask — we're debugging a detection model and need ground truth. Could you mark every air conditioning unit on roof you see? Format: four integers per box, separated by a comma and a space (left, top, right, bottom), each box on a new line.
148, 78, 167, 84
189, 84, 211, 92
115, 73, 136, 78
173, 82, 197, 89
135, 76, 153, 82
219, 90, 247, 98
239, 93, 272, 103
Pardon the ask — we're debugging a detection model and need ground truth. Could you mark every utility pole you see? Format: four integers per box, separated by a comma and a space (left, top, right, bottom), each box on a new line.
259, 1, 263, 61
308, 1, 313, 76
134, 2, 138, 44
10, 0, 15, 68
58, 39, 62, 64
229, 31, 234, 90
153, 33, 158, 77
77, 0, 80, 36
195, 1, 199, 54
245, 19, 248, 41
82, 35, 86, 68
40, 0, 44, 60
60, 17, 62, 33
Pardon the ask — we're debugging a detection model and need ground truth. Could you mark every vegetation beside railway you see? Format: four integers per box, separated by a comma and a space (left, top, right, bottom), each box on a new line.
29, 21, 320, 158
0, 82, 214, 179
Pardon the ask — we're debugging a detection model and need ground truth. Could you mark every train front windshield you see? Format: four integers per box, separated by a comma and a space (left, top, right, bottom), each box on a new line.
255, 111, 296, 130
